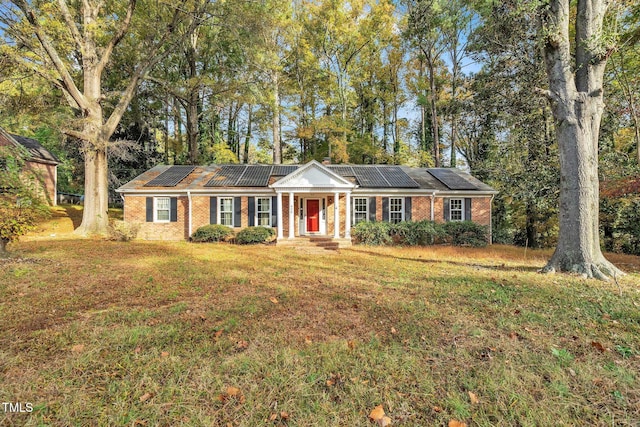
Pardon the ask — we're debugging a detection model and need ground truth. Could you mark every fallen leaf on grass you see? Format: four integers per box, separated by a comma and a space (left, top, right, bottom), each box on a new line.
71, 344, 85, 353
432, 406, 443, 413
160, 351, 169, 358
226, 386, 241, 397
236, 340, 249, 350
369, 405, 385, 423
390, 327, 397, 335
214, 330, 224, 339
449, 420, 467, 427
591, 341, 607, 352
218, 386, 246, 404
139, 392, 152, 402
379, 416, 392, 426
268, 412, 290, 423
326, 373, 344, 387
468, 391, 479, 404
270, 297, 279, 304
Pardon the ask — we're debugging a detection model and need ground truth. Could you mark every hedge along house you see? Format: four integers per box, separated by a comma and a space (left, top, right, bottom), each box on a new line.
116, 160, 497, 244
0, 127, 60, 205
117, 160, 497, 246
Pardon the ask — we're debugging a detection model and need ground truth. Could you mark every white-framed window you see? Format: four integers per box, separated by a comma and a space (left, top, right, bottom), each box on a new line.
450, 198, 463, 221
219, 197, 234, 226
353, 197, 368, 225
257, 197, 271, 227
389, 197, 404, 224
155, 197, 171, 222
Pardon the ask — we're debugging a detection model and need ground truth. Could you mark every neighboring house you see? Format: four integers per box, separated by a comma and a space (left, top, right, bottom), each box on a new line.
117, 160, 498, 243
0, 128, 60, 205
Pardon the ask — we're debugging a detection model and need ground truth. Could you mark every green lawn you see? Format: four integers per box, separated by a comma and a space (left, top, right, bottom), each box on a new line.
1, 217, 639, 425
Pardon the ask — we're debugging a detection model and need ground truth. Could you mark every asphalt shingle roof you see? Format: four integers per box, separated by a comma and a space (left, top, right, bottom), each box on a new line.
118, 163, 496, 193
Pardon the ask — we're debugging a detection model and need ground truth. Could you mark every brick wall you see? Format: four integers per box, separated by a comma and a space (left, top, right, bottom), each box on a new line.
24, 161, 57, 206
411, 196, 431, 221
124, 196, 189, 240
470, 197, 492, 227
191, 196, 210, 230
434, 196, 492, 226
124, 193, 492, 241
282, 195, 296, 237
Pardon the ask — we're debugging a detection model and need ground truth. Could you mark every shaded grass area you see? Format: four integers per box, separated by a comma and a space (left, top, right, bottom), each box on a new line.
0, 236, 639, 425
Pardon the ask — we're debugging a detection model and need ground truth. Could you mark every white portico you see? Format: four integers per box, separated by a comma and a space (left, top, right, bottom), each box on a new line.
270, 160, 356, 241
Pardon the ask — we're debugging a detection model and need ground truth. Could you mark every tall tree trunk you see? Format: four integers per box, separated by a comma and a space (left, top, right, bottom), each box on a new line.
243, 104, 253, 164
428, 60, 440, 167
80, 142, 110, 235
540, 0, 623, 279
186, 93, 199, 164
76, 62, 109, 235
272, 72, 282, 164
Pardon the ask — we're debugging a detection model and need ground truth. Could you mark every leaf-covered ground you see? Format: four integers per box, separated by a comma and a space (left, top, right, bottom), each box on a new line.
0, 207, 639, 426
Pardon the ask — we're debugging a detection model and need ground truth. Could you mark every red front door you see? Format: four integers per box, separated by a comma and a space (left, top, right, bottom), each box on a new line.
306, 200, 320, 232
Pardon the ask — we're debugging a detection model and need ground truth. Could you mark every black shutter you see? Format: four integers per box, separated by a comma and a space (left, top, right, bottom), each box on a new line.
444, 198, 450, 222
170, 197, 178, 222
382, 197, 389, 222
146, 197, 153, 222
210, 197, 217, 224
248, 197, 255, 227
234, 197, 242, 227
369, 197, 376, 221
271, 196, 278, 227
405, 197, 412, 221
465, 198, 472, 221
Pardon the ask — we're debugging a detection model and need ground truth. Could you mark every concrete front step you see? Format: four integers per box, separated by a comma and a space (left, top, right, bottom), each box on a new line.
276, 237, 352, 250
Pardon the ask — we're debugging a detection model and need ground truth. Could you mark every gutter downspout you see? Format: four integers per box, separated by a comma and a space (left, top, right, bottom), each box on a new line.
187, 191, 193, 238
430, 192, 435, 221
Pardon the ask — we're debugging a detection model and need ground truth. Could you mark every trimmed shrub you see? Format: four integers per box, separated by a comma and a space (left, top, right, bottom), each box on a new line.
352, 221, 392, 245
442, 221, 488, 247
107, 220, 140, 242
191, 224, 234, 242
236, 226, 275, 244
390, 220, 444, 246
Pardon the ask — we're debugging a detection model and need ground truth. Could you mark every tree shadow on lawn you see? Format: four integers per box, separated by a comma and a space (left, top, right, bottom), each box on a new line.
350, 248, 543, 273
61, 205, 83, 229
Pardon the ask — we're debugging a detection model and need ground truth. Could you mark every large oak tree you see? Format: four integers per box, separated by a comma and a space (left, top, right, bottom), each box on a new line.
2, 0, 203, 235
538, 0, 624, 279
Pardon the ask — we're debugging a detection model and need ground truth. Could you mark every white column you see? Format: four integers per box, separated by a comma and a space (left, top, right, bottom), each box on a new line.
333, 191, 340, 238
345, 191, 351, 238
288, 192, 295, 239
277, 192, 283, 239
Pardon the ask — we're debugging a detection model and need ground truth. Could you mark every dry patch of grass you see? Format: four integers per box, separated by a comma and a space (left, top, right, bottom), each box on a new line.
1, 233, 639, 425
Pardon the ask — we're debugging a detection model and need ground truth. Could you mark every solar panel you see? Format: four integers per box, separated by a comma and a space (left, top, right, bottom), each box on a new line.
428, 168, 478, 190
205, 165, 247, 187
327, 165, 355, 177
144, 166, 195, 187
272, 165, 298, 176
236, 165, 273, 187
352, 166, 390, 187
378, 166, 420, 188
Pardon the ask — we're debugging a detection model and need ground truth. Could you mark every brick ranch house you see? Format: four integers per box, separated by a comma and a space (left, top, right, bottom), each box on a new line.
117, 160, 497, 244
0, 127, 59, 205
